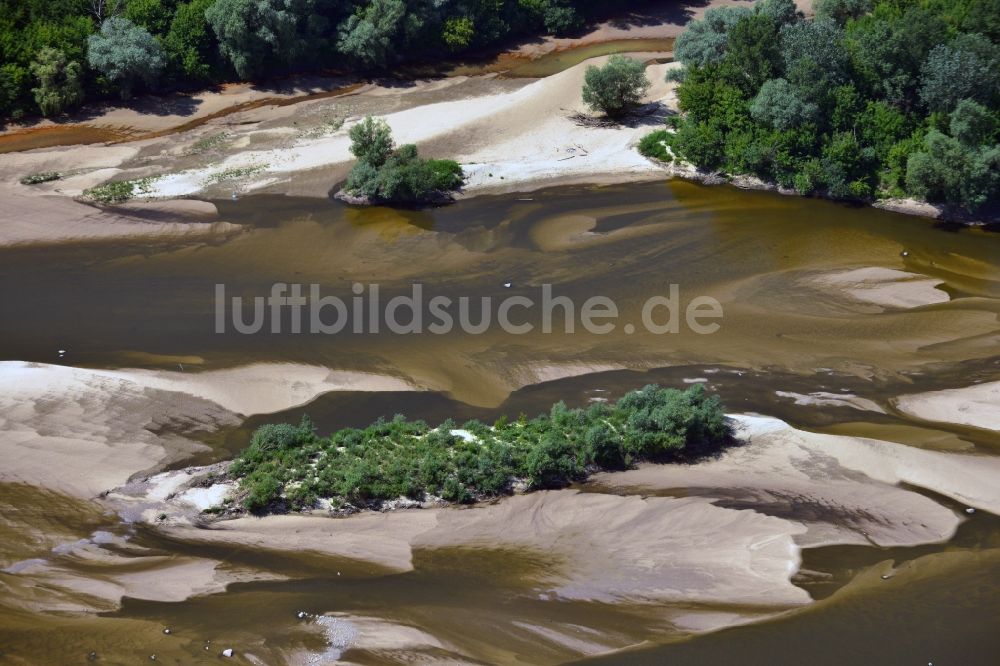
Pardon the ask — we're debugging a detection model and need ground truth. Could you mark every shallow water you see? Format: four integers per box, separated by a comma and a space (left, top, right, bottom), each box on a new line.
1, 180, 999, 663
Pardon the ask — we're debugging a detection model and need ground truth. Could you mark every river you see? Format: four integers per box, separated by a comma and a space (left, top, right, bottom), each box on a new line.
0, 180, 998, 664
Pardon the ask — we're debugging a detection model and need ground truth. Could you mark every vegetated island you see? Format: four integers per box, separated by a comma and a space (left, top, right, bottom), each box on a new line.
638, 0, 1000, 219
225, 384, 730, 515
335, 115, 465, 205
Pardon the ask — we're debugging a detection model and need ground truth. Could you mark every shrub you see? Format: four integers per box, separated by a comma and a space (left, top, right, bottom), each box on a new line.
20, 172, 62, 185
581, 54, 651, 118
638, 129, 674, 162
426, 159, 464, 190
30, 48, 84, 117
344, 117, 464, 203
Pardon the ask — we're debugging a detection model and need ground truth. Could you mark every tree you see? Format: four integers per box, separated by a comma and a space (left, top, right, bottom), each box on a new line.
949, 98, 997, 147
205, 0, 312, 79
581, 54, 650, 118
813, 0, 872, 24
750, 78, 818, 130
674, 6, 752, 68
756, 0, 801, 25
781, 18, 849, 86
336, 0, 406, 68
348, 115, 394, 166
87, 17, 166, 99
345, 115, 463, 202
542, 1, 583, 35
920, 33, 1000, 112
721, 13, 783, 93
164, 0, 217, 81
850, 7, 947, 109
29, 47, 84, 116
906, 129, 999, 211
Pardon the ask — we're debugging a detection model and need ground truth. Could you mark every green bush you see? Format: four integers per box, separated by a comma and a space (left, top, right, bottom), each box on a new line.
581, 54, 651, 118
344, 117, 464, 203
638, 130, 674, 162
229, 384, 731, 515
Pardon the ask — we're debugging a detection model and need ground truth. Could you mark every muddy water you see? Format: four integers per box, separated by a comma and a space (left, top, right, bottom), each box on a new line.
1, 181, 999, 664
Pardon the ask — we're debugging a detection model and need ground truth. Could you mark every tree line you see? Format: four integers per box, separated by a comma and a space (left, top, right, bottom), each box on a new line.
1, 0, 618, 122
641, 0, 1000, 212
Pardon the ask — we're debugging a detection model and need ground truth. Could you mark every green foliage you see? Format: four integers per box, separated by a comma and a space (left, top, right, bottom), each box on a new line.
229, 385, 732, 514
348, 114, 394, 167
165, 0, 218, 81
20, 171, 61, 185
345, 115, 463, 203
906, 128, 1000, 211
950, 98, 998, 147
337, 0, 406, 68
30, 47, 84, 116
750, 78, 818, 130
426, 159, 464, 190
581, 54, 650, 118
813, 0, 872, 24
84, 176, 157, 203
87, 17, 165, 99
1, 0, 628, 120
205, 0, 316, 79
638, 129, 674, 162
919, 33, 1000, 112
756, 0, 801, 25
442, 16, 474, 51
660, 0, 1000, 210
674, 6, 752, 68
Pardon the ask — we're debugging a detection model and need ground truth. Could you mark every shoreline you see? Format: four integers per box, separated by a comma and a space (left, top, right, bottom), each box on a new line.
656, 159, 996, 227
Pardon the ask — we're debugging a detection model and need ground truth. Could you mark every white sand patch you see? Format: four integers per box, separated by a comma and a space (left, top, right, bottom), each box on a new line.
0, 361, 418, 498
595, 414, 1000, 548
143, 58, 674, 200
178, 483, 235, 511
811, 267, 949, 310
894, 381, 1000, 432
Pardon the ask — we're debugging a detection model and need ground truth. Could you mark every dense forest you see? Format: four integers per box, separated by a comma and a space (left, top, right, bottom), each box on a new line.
641, 0, 1000, 212
226, 384, 730, 514
1, 0, 617, 121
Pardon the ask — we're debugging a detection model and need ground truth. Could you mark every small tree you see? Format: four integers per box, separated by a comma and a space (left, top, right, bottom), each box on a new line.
348, 115, 394, 166
87, 17, 165, 99
581, 55, 650, 118
30, 48, 84, 117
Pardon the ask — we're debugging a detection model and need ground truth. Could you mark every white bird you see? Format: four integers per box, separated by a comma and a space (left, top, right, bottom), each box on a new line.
503, 282, 512, 288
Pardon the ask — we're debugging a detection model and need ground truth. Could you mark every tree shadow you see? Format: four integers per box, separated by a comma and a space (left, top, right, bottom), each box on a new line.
569, 101, 673, 129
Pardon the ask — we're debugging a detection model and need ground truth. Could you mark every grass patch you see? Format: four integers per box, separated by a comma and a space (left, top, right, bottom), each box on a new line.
298, 113, 346, 139
20, 171, 61, 185
186, 132, 230, 155
84, 176, 158, 204
230, 384, 730, 514
205, 164, 266, 185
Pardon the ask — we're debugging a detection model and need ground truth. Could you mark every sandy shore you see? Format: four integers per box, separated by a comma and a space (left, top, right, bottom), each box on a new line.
0, 361, 419, 498
894, 381, 1000, 432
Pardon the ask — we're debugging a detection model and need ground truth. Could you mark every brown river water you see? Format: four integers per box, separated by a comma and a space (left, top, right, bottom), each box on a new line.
0, 180, 999, 664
